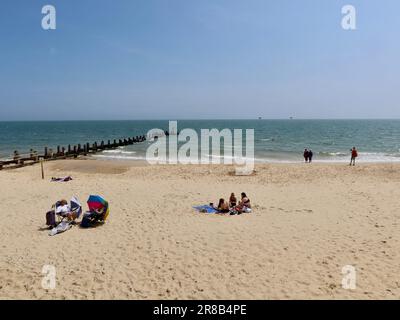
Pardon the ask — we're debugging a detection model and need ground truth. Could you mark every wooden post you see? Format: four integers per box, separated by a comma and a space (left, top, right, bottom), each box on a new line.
44, 147, 48, 158
40, 159, 44, 180
13, 150, 20, 164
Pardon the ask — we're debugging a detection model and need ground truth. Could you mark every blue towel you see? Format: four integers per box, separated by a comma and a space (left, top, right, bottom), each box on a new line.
193, 205, 218, 214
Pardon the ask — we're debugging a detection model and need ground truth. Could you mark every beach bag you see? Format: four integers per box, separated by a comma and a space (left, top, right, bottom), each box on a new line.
80, 215, 91, 228
80, 212, 96, 228
46, 210, 56, 227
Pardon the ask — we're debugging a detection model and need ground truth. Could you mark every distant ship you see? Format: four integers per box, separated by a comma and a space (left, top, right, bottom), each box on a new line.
258, 117, 262, 120
289, 116, 294, 120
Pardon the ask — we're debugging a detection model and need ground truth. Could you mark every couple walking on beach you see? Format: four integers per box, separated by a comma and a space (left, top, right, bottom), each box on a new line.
303, 149, 313, 163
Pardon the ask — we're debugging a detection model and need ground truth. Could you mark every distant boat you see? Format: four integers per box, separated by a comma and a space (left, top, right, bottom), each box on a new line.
289, 116, 294, 120
258, 117, 262, 120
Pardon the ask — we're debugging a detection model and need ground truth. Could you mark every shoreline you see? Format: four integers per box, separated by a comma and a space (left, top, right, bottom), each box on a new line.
3, 153, 400, 175
3, 153, 400, 167
88, 155, 400, 166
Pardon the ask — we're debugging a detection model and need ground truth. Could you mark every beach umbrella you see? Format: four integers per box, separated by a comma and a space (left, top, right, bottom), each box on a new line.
87, 195, 110, 221
70, 196, 82, 218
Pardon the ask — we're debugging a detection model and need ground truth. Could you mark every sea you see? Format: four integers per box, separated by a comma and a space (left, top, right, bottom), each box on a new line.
1, 120, 400, 163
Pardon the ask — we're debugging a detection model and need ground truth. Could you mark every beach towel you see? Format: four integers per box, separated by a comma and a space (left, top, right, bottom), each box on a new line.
243, 207, 252, 213
51, 176, 73, 182
193, 205, 218, 214
49, 221, 72, 236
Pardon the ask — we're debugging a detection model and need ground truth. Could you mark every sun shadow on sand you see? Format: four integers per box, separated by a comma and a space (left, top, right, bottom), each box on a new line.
38, 226, 51, 231
78, 221, 106, 229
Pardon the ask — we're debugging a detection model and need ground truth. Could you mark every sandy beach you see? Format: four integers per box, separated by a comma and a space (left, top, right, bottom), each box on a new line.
1, 159, 400, 299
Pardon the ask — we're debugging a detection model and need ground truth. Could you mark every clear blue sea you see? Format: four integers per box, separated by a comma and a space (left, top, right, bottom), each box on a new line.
1, 120, 400, 163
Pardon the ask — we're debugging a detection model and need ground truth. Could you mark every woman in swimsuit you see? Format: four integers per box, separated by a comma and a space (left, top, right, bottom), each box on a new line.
229, 193, 237, 208
216, 198, 230, 213
236, 192, 251, 213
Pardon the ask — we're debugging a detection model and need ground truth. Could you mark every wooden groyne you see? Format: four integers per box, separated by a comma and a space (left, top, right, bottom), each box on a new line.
0, 135, 146, 170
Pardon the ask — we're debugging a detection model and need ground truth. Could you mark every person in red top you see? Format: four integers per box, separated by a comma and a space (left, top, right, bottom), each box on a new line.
350, 147, 358, 166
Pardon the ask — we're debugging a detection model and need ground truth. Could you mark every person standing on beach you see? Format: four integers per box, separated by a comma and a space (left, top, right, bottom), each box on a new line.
350, 147, 358, 166
303, 149, 309, 162
308, 149, 313, 163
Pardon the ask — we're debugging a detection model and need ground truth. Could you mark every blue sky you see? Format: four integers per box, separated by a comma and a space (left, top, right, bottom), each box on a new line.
0, 0, 399, 120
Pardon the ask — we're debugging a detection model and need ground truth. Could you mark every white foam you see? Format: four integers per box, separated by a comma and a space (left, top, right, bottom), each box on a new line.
94, 149, 400, 164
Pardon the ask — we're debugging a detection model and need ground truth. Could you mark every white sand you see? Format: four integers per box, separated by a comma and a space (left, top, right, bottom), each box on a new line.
1, 159, 400, 299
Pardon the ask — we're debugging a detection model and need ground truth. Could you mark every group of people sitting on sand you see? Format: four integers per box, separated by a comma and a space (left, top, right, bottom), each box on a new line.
212, 192, 251, 215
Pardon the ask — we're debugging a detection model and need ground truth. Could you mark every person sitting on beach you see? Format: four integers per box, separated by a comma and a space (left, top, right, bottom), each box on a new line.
235, 192, 251, 213
350, 147, 358, 166
46, 199, 79, 227
229, 193, 237, 208
216, 198, 230, 213
303, 149, 309, 162
54, 199, 81, 221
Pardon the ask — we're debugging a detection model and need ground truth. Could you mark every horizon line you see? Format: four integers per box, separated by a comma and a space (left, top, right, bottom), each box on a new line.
2, 118, 400, 122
